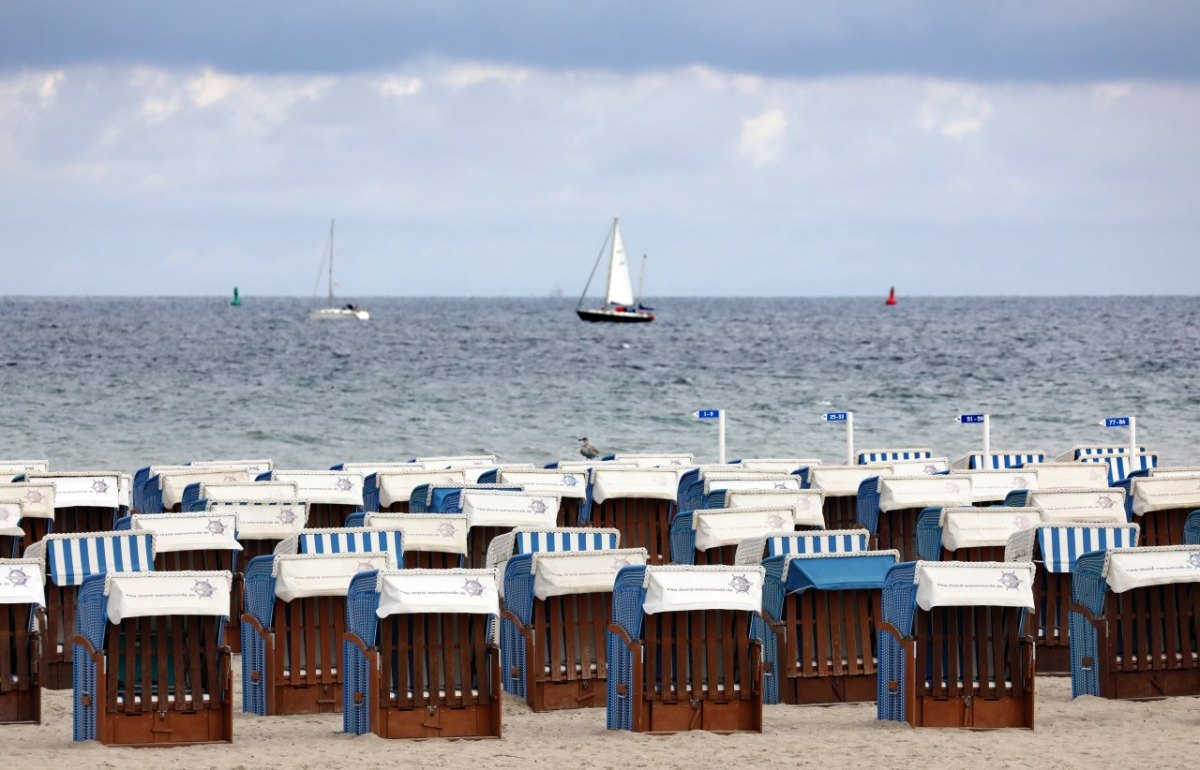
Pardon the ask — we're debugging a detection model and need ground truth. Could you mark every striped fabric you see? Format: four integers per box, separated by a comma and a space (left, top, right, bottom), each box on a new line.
298, 529, 404, 557
1080, 454, 1159, 484
767, 531, 869, 557
46, 533, 154, 586
515, 529, 619, 554
1035, 525, 1138, 573
969, 453, 1045, 470
1074, 445, 1147, 458
857, 449, 932, 465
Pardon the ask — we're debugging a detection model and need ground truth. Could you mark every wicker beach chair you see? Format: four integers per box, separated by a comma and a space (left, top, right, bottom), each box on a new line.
0, 557, 44, 724
256, 470, 364, 529
914, 507, 1043, 563
1059, 444, 1148, 461
181, 479, 295, 512
699, 472, 804, 510
1070, 545, 1200, 699
18, 471, 122, 534
948, 469, 1040, 505
675, 465, 743, 513
497, 469, 589, 526
857, 448, 934, 465
1004, 522, 1139, 673
343, 568, 502, 739
409, 483, 523, 514
1127, 473, 1200, 546
584, 468, 679, 565
29, 531, 154, 690
152, 467, 251, 513
0, 483, 55, 553
760, 550, 898, 705
453, 490, 561, 568
362, 512, 470, 568
1027, 488, 1128, 524
72, 570, 233, 746
951, 451, 1046, 470
607, 564, 765, 733
857, 475, 975, 561
807, 465, 890, 531
877, 560, 1036, 728
241, 528, 401, 716
1080, 453, 1159, 487
369, 468, 468, 513
669, 505, 810, 566
504, 545, 647, 711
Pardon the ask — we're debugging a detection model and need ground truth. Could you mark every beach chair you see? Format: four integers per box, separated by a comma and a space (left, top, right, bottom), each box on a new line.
1080, 453, 1158, 486
362, 512, 469, 568
915, 507, 1042, 563
1027, 488, 1128, 524
1059, 444, 1148, 461
0, 501, 25, 558
949, 469, 1039, 505
857, 475, 975, 561
28, 531, 155, 689
258, 470, 364, 529
343, 568, 502, 739
498, 469, 589, 526
154, 467, 251, 513
1004, 522, 1139, 673
807, 465, 889, 531
1031, 462, 1112, 490
454, 491, 561, 568
700, 472, 804, 510
242, 527, 401, 716
413, 454, 500, 481
584, 468, 678, 564
183, 481, 298, 512
18, 472, 122, 534
505, 546, 647, 711
604, 454, 694, 469
737, 458, 823, 473
877, 561, 1036, 728
1128, 473, 1200, 546
857, 448, 933, 465
409, 483, 523, 514
952, 451, 1046, 470
760, 550, 898, 705
607, 564, 764, 733
72, 570, 233, 746
0, 483, 55, 552
371, 468, 469, 513
0, 557, 44, 724
887, 457, 951, 475
1070, 545, 1200, 699
674, 465, 745, 513
669, 505, 808, 566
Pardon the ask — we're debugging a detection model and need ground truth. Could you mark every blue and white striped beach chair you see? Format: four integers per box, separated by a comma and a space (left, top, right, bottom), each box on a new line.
607, 564, 765, 733
1127, 473, 1200, 546
28, 531, 154, 690
877, 560, 1036, 728
1070, 545, 1200, 699
72, 570, 233, 746
1059, 444, 1148, 461
887, 457, 951, 476
953, 451, 1046, 470
857, 448, 933, 466
343, 568, 502, 739
1080, 453, 1158, 487
914, 507, 1042, 563
0, 556, 45, 724
1004, 522, 1138, 673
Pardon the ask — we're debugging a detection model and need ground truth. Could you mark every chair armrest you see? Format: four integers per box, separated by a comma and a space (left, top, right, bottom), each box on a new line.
877, 621, 908, 643
71, 634, 103, 661
342, 632, 373, 654
241, 612, 269, 638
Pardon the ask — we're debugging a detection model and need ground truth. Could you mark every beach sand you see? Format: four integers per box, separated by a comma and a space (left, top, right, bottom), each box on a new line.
6, 673, 1200, 769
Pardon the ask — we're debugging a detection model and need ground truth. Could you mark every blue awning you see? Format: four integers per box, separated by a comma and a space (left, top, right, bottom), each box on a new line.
429, 487, 464, 511
785, 553, 898, 594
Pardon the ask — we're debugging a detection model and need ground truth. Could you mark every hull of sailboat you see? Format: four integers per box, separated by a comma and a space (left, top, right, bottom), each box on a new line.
309, 307, 370, 321
576, 307, 655, 323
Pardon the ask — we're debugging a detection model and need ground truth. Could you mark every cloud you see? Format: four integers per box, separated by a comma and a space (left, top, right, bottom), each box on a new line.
738, 108, 787, 165
442, 64, 528, 89
187, 69, 239, 106
376, 75, 422, 98
917, 82, 994, 138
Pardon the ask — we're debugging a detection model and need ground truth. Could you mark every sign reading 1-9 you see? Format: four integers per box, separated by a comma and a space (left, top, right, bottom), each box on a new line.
692, 409, 726, 463
694, 409, 721, 420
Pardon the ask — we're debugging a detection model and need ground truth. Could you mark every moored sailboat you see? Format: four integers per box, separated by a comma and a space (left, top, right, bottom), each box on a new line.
576, 217, 654, 323
309, 219, 369, 321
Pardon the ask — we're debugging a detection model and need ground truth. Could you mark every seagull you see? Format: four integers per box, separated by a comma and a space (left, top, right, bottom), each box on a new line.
578, 437, 600, 460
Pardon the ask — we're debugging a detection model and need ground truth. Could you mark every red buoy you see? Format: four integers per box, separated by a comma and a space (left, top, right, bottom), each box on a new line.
885, 286, 897, 306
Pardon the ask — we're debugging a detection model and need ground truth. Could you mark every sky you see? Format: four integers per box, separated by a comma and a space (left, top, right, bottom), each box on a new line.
1, 1, 1198, 296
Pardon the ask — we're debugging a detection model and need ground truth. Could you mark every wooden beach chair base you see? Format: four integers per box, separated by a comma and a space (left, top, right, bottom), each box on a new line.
56, 506, 115, 535
1137, 508, 1191, 548
245, 595, 347, 716
0, 687, 39, 725
43, 586, 81, 690
590, 499, 673, 565
782, 673, 877, 705
875, 507, 923, 562
0, 603, 41, 724
823, 497, 860, 532
97, 692, 232, 747
772, 588, 881, 705
510, 591, 611, 712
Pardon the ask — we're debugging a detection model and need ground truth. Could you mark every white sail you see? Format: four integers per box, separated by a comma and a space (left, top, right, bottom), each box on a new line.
604, 219, 635, 306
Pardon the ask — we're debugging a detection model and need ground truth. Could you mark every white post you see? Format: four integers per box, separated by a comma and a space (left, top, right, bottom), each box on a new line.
1129, 415, 1137, 458
982, 414, 991, 460
846, 411, 855, 465
718, 410, 726, 464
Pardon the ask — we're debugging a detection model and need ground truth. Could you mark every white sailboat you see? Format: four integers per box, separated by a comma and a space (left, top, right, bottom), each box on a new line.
309, 219, 369, 321
575, 217, 654, 323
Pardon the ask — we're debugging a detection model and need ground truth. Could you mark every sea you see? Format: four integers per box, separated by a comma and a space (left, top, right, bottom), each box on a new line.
0, 296, 1197, 472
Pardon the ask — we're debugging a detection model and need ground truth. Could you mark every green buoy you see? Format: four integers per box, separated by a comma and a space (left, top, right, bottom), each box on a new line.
230, 287, 242, 307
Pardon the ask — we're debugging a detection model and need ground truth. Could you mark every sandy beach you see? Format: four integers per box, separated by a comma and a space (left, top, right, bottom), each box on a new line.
5, 673, 1198, 769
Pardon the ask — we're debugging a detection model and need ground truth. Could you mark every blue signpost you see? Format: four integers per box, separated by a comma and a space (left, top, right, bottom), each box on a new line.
1100, 415, 1136, 456
693, 409, 726, 463
956, 413, 990, 459
822, 411, 854, 464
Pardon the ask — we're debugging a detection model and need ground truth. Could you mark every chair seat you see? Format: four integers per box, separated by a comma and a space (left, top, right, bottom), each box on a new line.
793, 657, 870, 668
282, 667, 338, 678
542, 662, 599, 674
653, 682, 743, 695
387, 688, 480, 699
1113, 652, 1199, 665
115, 692, 213, 705
921, 680, 1015, 690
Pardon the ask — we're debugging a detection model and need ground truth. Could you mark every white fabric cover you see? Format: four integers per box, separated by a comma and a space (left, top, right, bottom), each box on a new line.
272, 471, 364, 506
737, 458, 823, 473
105, 571, 233, 623
554, 461, 638, 471
0, 502, 23, 537
131, 513, 243, 553
878, 476, 974, 511
339, 462, 422, 476
808, 465, 892, 497
591, 469, 677, 503
724, 490, 824, 526
952, 470, 1038, 502
1151, 466, 1200, 479
461, 492, 559, 529
642, 565, 765, 615
363, 513, 470, 555
889, 458, 950, 475
160, 469, 250, 508
914, 561, 1036, 610
378, 469, 467, 507
532, 549, 647, 599
704, 474, 804, 495
1105, 547, 1200, 593
375, 568, 499, 617
118, 473, 132, 508
611, 454, 694, 468
190, 458, 272, 474
1028, 489, 1127, 523
0, 558, 44, 607
201, 481, 298, 503
1130, 475, 1200, 515
0, 460, 48, 474
415, 455, 498, 468
227, 503, 307, 540
940, 508, 1042, 551
41, 473, 121, 508
0, 483, 55, 519
498, 470, 588, 499
693, 508, 799, 551
1033, 463, 1111, 489
273, 552, 393, 601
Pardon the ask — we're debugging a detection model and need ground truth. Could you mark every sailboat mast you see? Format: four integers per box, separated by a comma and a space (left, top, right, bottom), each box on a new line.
576, 220, 613, 310
328, 219, 335, 306
638, 254, 647, 304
